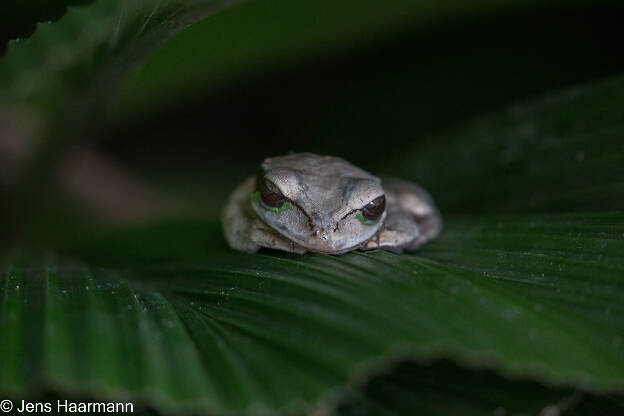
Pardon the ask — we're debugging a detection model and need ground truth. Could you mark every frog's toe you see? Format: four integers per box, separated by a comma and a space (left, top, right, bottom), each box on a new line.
377, 209, 420, 250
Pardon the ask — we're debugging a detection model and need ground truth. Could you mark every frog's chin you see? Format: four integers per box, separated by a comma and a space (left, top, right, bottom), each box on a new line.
295, 240, 365, 255
272, 239, 362, 255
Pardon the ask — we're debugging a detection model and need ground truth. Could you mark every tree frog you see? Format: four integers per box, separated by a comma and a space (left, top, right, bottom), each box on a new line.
222, 153, 441, 254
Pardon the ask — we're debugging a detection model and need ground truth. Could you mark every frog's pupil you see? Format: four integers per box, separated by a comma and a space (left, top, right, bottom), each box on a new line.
260, 180, 285, 208
362, 195, 385, 221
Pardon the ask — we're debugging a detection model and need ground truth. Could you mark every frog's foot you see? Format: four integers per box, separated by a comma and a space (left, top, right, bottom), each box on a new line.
222, 176, 308, 254
361, 177, 442, 253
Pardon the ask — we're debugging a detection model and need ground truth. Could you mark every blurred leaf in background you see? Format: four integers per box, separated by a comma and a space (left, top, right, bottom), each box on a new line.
0, 0, 92, 55
1, 0, 624, 415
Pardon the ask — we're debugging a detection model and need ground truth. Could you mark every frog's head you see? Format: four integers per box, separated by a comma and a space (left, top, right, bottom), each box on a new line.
251, 153, 386, 254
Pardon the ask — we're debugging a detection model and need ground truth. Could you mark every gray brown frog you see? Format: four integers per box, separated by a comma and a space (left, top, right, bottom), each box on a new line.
222, 153, 442, 254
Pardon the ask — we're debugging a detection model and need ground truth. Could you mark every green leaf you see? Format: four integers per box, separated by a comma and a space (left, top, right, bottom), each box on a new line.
0, 1, 92, 52
2, 209, 623, 414
0, 0, 241, 120
393, 75, 624, 214
338, 360, 624, 416
0, 0, 592, 124
0, 0, 243, 239
111, 0, 598, 122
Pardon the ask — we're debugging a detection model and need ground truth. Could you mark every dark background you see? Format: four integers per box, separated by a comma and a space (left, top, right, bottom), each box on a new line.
3, 1, 624, 224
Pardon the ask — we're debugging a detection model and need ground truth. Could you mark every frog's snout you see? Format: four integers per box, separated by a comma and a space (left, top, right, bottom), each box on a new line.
310, 212, 334, 241
311, 226, 330, 241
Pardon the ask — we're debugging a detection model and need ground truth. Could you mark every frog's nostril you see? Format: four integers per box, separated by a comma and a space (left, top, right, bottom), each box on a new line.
312, 226, 330, 239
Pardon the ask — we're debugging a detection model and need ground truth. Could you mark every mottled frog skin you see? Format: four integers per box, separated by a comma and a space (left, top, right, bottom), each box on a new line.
222, 153, 441, 254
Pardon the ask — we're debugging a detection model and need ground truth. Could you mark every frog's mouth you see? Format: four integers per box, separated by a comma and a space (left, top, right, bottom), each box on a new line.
290, 234, 365, 254
268, 227, 368, 255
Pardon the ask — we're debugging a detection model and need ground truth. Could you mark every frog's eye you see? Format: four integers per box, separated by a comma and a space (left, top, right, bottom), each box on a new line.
258, 179, 286, 208
361, 195, 386, 222
253, 179, 293, 213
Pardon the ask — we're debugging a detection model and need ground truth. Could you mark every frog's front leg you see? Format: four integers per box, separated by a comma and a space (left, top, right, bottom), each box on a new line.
361, 178, 442, 253
222, 176, 308, 254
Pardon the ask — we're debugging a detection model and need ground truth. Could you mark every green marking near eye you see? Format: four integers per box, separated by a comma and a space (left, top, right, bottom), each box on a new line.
252, 191, 292, 213
356, 212, 376, 226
